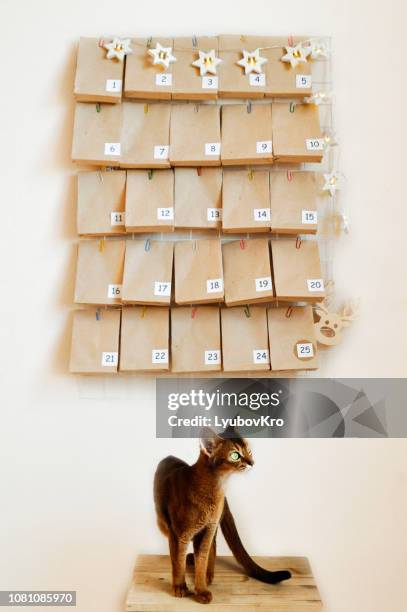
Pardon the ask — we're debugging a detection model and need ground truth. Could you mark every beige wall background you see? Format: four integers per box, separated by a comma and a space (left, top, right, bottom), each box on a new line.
1, 0, 406, 611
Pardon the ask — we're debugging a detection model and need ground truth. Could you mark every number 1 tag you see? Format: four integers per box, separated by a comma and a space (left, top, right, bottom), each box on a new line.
206, 278, 223, 294
107, 284, 122, 298
205, 350, 221, 365
152, 349, 169, 364
105, 79, 122, 92
101, 352, 118, 367
253, 349, 269, 364
256, 140, 272, 154
296, 343, 314, 359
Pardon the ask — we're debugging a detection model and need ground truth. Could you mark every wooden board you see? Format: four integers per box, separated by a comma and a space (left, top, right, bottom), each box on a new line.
126, 555, 322, 611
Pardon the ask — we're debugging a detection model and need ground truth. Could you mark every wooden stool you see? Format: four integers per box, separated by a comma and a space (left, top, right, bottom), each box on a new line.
126, 554, 322, 611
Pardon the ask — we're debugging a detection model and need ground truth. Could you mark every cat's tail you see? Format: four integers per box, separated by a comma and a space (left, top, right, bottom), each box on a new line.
220, 498, 291, 584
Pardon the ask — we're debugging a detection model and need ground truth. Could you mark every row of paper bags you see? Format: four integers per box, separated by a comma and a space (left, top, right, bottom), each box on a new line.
77, 169, 319, 236
74, 237, 325, 306
69, 304, 318, 374
74, 36, 317, 103
72, 101, 323, 167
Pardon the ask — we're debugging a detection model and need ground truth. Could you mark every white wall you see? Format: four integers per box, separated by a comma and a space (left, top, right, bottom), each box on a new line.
1, 1, 406, 611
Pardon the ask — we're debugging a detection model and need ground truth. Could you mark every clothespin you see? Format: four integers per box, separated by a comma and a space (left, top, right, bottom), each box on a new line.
96, 103, 101, 113
146, 36, 152, 48
144, 103, 149, 114
295, 236, 302, 249
98, 238, 105, 253
239, 238, 246, 250
141, 306, 147, 318
144, 238, 151, 251
246, 100, 252, 114
192, 35, 198, 47
285, 306, 293, 318
286, 170, 293, 182
148, 169, 153, 180
191, 307, 198, 319
248, 168, 254, 181
96, 308, 101, 321
289, 101, 296, 113
244, 305, 251, 318
196, 167, 202, 176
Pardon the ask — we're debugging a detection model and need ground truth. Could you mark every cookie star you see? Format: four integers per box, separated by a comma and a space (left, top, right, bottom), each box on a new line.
323, 172, 341, 196
237, 49, 267, 75
103, 38, 132, 62
281, 43, 310, 68
304, 90, 332, 105
192, 49, 222, 76
148, 42, 176, 69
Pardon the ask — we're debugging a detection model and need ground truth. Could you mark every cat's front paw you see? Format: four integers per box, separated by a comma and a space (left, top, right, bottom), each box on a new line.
173, 582, 191, 597
195, 589, 212, 604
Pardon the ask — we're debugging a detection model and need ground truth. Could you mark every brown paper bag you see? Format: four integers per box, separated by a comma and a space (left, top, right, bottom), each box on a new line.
174, 168, 222, 230
172, 37, 219, 100
218, 35, 271, 98
221, 305, 270, 372
74, 37, 124, 103
69, 308, 121, 374
121, 102, 171, 168
272, 102, 323, 163
222, 239, 274, 306
171, 306, 221, 373
267, 305, 318, 371
169, 104, 221, 166
120, 306, 170, 372
174, 239, 224, 305
271, 237, 325, 301
264, 36, 312, 98
74, 239, 125, 305
124, 37, 174, 100
77, 171, 126, 236
122, 240, 174, 305
222, 169, 271, 233
71, 102, 122, 166
221, 104, 273, 165
125, 170, 174, 233
270, 171, 318, 235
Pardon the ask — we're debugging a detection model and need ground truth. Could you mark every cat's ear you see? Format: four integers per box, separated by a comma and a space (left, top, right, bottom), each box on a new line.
222, 424, 239, 439
200, 427, 221, 456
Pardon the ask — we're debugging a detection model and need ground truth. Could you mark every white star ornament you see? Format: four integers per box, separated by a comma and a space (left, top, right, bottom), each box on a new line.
103, 38, 132, 62
148, 43, 176, 69
237, 49, 267, 75
281, 43, 310, 68
192, 49, 222, 76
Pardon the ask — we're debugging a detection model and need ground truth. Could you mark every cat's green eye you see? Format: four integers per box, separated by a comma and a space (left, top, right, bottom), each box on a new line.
230, 451, 240, 462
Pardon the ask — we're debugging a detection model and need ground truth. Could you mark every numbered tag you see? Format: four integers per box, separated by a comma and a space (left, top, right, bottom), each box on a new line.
249, 73, 266, 87
296, 74, 312, 89
207, 208, 222, 221
152, 349, 169, 364
154, 281, 171, 297
107, 284, 122, 298
253, 208, 271, 222
104, 143, 121, 156
157, 207, 174, 220
202, 76, 218, 89
110, 211, 125, 226
155, 73, 172, 86
205, 350, 221, 365
105, 79, 122, 92
307, 279, 325, 292
296, 343, 314, 359
306, 138, 324, 151
205, 142, 221, 156
154, 145, 169, 160
206, 278, 224, 294
256, 140, 272, 154
101, 351, 118, 367
255, 276, 272, 292
253, 349, 270, 364
302, 210, 318, 224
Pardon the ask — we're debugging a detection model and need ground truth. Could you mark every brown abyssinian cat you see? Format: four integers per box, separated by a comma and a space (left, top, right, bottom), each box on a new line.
154, 426, 291, 604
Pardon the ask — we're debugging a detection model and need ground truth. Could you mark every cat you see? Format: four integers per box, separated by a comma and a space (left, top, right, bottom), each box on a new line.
154, 426, 291, 604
